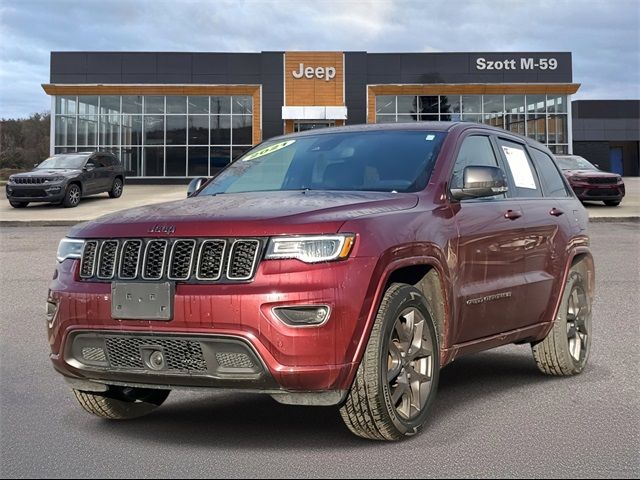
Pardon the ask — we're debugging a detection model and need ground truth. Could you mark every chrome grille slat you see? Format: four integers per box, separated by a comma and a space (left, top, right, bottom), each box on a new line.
119, 240, 143, 279
80, 241, 98, 278
142, 240, 168, 280
97, 240, 119, 279
168, 240, 197, 280
227, 240, 260, 280
81, 238, 261, 282
197, 240, 226, 280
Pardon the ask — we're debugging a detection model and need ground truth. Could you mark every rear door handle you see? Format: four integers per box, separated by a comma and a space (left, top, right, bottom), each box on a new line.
504, 209, 522, 220
550, 207, 565, 217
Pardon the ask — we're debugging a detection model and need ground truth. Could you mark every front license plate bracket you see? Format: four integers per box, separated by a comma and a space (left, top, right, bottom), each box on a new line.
111, 282, 174, 321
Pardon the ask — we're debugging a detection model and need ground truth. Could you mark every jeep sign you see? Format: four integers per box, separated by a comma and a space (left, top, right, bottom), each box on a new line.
292, 63, 336, 81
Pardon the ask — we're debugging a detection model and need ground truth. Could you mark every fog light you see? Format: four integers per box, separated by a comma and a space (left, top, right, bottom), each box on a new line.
272, 305, 331, 327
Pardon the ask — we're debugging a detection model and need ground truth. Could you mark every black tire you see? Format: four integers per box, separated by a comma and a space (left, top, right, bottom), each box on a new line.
604, 200, 620, 206
73, 387, 170, 419
339, 283, 440, 441
9, 201, 28, 208
531, 263, 592, 375
62, 183, 82, 208
108, 177, 123, 198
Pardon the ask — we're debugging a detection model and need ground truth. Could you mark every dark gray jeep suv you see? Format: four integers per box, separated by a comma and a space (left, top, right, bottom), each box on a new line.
6, 152, 125, 208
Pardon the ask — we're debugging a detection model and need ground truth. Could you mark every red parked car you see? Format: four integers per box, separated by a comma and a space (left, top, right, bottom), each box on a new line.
48, 123, 594, 440
555, 154, 625, 206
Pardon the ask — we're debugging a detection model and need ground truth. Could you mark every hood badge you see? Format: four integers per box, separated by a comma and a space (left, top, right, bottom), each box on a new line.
148, 225, 176, 235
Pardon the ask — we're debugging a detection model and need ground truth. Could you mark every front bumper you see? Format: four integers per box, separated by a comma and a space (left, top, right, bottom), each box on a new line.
48, 255, 377, 395
570, 182, 625, 201
6, 182, 66, 203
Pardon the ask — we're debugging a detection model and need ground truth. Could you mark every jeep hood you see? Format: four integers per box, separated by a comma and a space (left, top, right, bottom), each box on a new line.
69, 190, 419, 238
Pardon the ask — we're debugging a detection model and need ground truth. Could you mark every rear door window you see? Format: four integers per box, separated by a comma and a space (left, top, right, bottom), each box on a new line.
497, 139, 542, 198
530, 149, 570, 197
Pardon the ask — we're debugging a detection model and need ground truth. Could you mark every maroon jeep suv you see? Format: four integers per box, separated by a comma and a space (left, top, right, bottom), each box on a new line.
48, 123, 594, 441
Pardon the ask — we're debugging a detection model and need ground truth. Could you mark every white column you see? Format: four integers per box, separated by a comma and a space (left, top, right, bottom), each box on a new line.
567, 94, 573, 154
49, 95, 55, 155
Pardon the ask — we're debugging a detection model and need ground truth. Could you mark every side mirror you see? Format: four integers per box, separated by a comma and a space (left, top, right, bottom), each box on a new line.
187, 177, 208, 197
451, 165, 508, 200
594, 164, 600, 169
34, 163, 39, 168
84, 162, 95, 171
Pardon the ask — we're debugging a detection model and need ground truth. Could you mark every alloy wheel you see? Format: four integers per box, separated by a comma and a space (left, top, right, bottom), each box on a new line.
69, 186, 81, 206
566, 284, 589, 363
387, 307, 434, 421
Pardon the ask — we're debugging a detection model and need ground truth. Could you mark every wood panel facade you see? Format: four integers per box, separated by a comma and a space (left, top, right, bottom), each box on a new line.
284, 52, 344, 107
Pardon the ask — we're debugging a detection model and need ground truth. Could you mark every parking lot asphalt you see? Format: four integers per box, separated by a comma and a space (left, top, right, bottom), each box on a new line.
0, 222, 638, 478
0, 177, 638, 225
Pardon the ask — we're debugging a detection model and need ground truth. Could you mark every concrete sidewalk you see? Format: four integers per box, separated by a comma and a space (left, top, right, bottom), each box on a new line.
1, 179, 638, 226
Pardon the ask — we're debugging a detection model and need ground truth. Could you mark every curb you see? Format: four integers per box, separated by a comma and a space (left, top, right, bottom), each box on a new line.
1, 217, 639, 227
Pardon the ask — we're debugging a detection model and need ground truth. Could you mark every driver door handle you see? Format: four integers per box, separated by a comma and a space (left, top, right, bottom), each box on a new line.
504, 209, 522, 220
550, 207, 565, 217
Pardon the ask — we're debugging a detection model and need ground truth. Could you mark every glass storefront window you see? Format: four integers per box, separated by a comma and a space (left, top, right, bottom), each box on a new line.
122, 115, 142, 146
122, 96, 142, 114
145, 96, 164, 114
376, 96, 395, 114
144, 147, 164, 176
56, 96, 76, 115
188, 147, 209, 176
55, 116, 76, 146
99, 115, 120, 146
211, 115, 231, 144
397, 96, 418, 115
166, 96, 187, 114
505, 95, 525, 114
188, 96, 209, 114
419, 96, 439, 114
100, 96, 120, 115
211, 96, 231, 114
166, 147, 187, 176
78, 96, 99, 115
210, 146, 231, 173
144, 116, 164, 145
77, 116, 98, 146
232, 115, 252, 145
188, 116, 209, 145
232, 96, 253, 115
372, 93, 569, 153
461, 96, 481, 114
166, 115, 187, 145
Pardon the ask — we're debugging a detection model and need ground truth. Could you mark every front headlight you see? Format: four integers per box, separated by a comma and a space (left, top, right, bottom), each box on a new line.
265, 235, 355, 263
56, 238, 85, 262
46, 176, 65, 183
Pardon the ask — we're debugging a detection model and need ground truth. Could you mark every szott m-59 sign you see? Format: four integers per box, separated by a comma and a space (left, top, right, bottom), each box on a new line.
475, 57, 559, 71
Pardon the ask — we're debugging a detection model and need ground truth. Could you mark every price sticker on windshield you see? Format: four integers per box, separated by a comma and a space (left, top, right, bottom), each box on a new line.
242, 140, 296, 161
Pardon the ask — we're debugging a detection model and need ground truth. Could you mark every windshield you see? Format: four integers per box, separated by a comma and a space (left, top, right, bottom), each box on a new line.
555, 156, 597, 171
36, 154, 89, 170
199, 130, 446, 195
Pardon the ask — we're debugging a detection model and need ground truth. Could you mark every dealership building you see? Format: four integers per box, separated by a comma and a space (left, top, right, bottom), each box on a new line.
43, 50, 637, 178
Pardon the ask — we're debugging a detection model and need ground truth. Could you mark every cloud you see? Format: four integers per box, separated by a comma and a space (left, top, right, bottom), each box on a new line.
0, 0, 638, 118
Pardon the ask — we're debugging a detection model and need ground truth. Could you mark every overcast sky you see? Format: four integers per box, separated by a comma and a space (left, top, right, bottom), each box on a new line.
1, 0, 638, 118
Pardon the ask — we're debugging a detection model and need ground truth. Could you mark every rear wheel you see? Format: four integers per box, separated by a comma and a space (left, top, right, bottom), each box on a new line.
604, 200, 620, 206
340, 283, 439, 440
73, 386, 170, 419
62, 183, 82, 208
9, 201, 28, 208
532, 264, 592, 375
108, 177, 123, 198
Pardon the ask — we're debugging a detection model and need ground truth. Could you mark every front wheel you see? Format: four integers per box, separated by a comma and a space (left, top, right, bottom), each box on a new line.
62, 184, 82, 208
73, 386, 170, 419
340, 283, 440, 441
108, 178, 123, 198
531, 263, 592, 375
604, 200, 620, 206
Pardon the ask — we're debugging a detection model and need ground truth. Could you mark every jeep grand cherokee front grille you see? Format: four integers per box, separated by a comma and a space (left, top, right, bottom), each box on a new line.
79, 238, 262, 283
